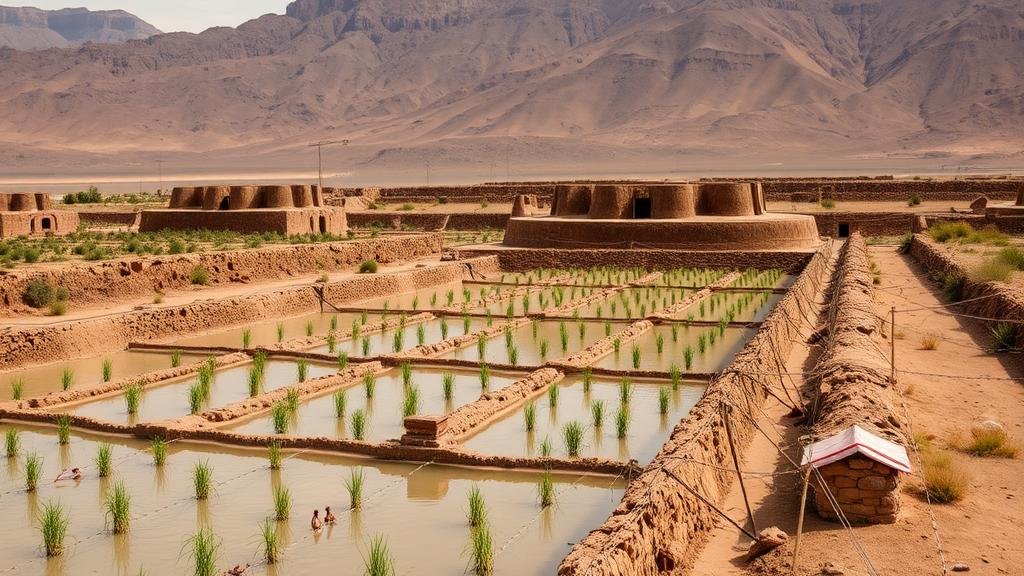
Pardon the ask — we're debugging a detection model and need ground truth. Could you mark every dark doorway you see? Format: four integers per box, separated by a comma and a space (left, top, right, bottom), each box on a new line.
838, 223, 851, 238
219, 197, 230, 210
319, 216, 327, 233
633, 198, 652, 219
41, 217, 52, 231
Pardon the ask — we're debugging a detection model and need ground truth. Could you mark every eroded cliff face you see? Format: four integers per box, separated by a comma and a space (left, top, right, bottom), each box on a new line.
0, 6, 160, 51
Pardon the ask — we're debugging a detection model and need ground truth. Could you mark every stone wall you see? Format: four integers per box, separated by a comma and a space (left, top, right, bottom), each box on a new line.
558, 240, 836, 575
139, 206, 346, 235
808, 234, 907, 524
347, 212, 510, 231
762, 179, 1024, 202
78, 210, 141, 227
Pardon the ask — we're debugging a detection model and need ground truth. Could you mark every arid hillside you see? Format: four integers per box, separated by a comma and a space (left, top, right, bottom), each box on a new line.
0, 0, 1021, 176
0, 6, 159, 51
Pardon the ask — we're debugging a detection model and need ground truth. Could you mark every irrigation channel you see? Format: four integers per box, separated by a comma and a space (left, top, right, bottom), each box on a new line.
0, 265, 788, 574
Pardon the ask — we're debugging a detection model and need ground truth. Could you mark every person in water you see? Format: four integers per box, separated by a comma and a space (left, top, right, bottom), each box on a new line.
54, 468, 82, 482
311, 509, 323, 531
324, 506, 336, 525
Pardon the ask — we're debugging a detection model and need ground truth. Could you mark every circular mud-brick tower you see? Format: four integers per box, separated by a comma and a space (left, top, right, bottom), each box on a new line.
202, 186, 231, 211
170, 187, 201, 208
650, 184, 697, 219
552, 184, 594, 216
698, 183, 756, 216
229, 186, 261, 210
588, 185, 635, 219
291, 185, 315, 208
261, 185, 295, 208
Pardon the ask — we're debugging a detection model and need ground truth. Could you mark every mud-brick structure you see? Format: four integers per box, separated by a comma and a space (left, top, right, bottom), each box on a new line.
0, 193, 79, 238
982, 182, 1024, 216
140, 185, 347, 235
504, 183, 819, 250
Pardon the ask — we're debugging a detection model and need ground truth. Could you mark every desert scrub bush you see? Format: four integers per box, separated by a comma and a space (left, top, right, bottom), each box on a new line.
55, 414, 71, 445
907, 195, 922, 207
104, 480, 131, 534
23, 279, 57, 308
819, 198, 836, 209
95, 443, 113, 477
956, 427, 1018, 458
898, 234, 914, 254
364, 535, 396, 576
5, 428, 19, 458
562, 421, 584, 457
151, 437, 167, 466
930, 222, 1008, 245
918, 450, 969, 504
48, 300, 67, 316
940, 272, 965, 302
969, 258, 1014, 284
185, 527, 220, 576
190, 266, 209, 285
990, 323, 1017, 352
920, 334, 940, 350
38, 500, 70, 556
124, 382, 143, 414
996, 246, 1024, 270
345, 468, 365, 509
359, 259, 379, 274
193, 460, 213, 500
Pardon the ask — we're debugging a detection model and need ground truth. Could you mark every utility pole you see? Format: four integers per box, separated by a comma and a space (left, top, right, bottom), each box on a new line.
308, 139, 350, 191
156, 159, 164, 195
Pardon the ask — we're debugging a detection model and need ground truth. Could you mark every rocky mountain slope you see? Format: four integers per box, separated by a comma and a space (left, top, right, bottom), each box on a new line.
0, 0, 1020, 175
0, 6, 159, 51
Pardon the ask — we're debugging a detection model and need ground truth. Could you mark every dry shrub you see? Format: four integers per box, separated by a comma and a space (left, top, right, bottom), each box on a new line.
917, 450, 969, 504
920, 334, 940, 350
969, 259, 1014, 284
954, 428, 1018, 459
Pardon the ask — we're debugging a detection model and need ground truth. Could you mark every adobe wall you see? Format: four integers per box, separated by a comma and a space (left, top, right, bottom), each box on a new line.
761, 179, 1024, 202
809, 234, 907, 524
169, 185, 325, 210
460, 246, 815, 274
139, 207, 346, 235
910, 234, 1024, 354
346, 212, 510, 231
0, 192, 52, 211
78, 210, 141, 227
0, 210, 79, 237
377, 184, 559, 203
558, 240, 836, 575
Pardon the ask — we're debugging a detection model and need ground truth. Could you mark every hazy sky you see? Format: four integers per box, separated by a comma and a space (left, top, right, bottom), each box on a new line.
25, 1, 291, 33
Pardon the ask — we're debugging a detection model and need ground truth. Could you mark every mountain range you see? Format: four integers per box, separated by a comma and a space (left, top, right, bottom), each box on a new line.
0, 0, 1022, 181
0, 5, 159, 51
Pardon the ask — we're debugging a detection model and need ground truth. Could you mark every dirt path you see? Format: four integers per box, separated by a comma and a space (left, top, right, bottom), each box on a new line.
691, 245, 1024, 576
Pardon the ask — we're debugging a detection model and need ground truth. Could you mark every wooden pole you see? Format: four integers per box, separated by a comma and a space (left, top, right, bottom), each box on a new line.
722, 404, 758, 535
890, 306, 896, 382
793, 465, 813, 575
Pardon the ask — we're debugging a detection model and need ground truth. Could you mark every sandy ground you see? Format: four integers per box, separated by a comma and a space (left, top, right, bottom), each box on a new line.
690, 245, 1024, 576
3, 253, 444, 327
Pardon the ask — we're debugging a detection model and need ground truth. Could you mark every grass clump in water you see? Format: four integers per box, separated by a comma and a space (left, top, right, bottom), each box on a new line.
539, 437, 552, 458
271, 402, 290, 434
102, 358, 113, 382
268, 440, 283, 470
11, 378, 24, 400
61, 367, 74, 391
296, 359, 309, 383
55, 414, 71, 445
333, 390, 347, 418
124, 382, 143, 415
658, 387, 671, 415
479, 364, 491, 388
467, 522, 494, 576
286, 387, 301, 413
104, 480, 131, 534
193, 460, 213, 500
618, 379, 632, 404
346, 468, 365, 509
24, 452, 42, 491
562, 421, 584, 457
523, 403, 536, 432
616, 406, 630, 439
171, 350, 183, 368
631, 345, 641, 369
364, 535, 396, 576
95, 442, 112, 477
5, 428, 20, 458
442, 373, 455, 401
402, 385, 420, 418
591, 400, 605, 427
260, 519, 281, 565
242, 329, 252, 350
151, 437, 167, 466
539, 471, 555, 508
337, 351, 349, 371
184, 527, 220, 576
466, 485, 487, 527
363, 373, 376, 398
188, 383, 204, 415
273, 485, 291, 520
548, 384, 559, 407
38, 500, 70, 556
351, 409, 367, 440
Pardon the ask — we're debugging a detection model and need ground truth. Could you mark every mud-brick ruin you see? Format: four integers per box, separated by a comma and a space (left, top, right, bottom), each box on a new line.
139, 184, 346, 235
0, 192, 79, 238
503, 183, 820, 250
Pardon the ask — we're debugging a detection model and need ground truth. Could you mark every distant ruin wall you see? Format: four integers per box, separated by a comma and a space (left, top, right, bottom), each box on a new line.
0, 234, 444, 314
558, 240, 836, 576
139, 207, 346, 235
809, 234, 907, 524
0, 210, 79, 237
762, 179, 1024, 202
78, 210, 141, 227
346, 212, 509, 231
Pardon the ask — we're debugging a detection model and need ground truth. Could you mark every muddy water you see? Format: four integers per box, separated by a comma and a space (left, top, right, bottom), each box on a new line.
170, 311, 368, 349
673, 291, 783, 323
0, 423, 624, 575
573, 287, 690, 319
226, 367, 519, 443
1, 351, 202, 401
70, 360, 337, 425
440, 321, 607, 367
464, 375, 706, 464
352, 281, 465, 311
314, 316, 490, 357
595, 325, 757, 373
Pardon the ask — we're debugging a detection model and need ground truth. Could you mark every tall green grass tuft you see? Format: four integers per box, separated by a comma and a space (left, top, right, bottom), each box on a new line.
189, 383, 204, 415
247, 366, 263, 398
342, 467, 366, 511
271, 402, 290, 434
563, 421, 583, 457
273, 485, 291, 520
442, 373, 455, 400
242, 329, 252, 350
95, 443, 112, 477
402, 385, 420, 418
61, 367, 74, 391
11, 378, 24, 400
193, 460, 213, 500
171, 350, 183, 368
124, 382, 143, 415
468, 522, 494, 576
364, 373, 376, 398
670, 364, 683, 390
102, 358, 113, 382
523, 403, 537, 432
24, 452, 42, 491
268, 440, 283, 470
539, 437, 552, 458
327, 331, 337, 354
479, 364, 491, 389
334, 390, 347, 418
539, 471, 555, 508
658, 387, 671, 415
286, 387, 301, 413
466, 485, 487, 527
38, 500, 70, 556
991, 323, 1017, 352
364, 535, 396, 576
5, 428, 20, 458
618, 379, 632, 404
591, 400, 605, 427
631, 345, 641, 369
55, 414, 71, 445
616, 406, 630, 439
151, 437, 167, 466
351, 409, 367, 440
276, 323, 285, 343
548, 383, 559, 407
337, 351, 349, 371
296, 359, 309, 383
260, 519, 281, 564
582, 368, 593, 392
185, 527, 220, 576
104, 480, 131, 534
